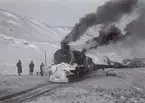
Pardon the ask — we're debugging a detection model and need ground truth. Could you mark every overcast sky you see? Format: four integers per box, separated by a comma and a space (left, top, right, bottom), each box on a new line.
0, 0, 109, 26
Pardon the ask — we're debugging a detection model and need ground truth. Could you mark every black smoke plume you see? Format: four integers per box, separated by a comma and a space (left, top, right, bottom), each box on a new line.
86, 6, 145, 58
86, 24, 130, 49
62, 0, 138, 43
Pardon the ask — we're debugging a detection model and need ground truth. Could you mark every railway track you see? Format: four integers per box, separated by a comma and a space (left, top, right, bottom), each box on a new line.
0, 82, 67, 103
0, 76, 89, 103
0, 70, 103, 103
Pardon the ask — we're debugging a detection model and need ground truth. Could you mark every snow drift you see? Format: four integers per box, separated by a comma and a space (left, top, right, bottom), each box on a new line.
48, 63, 77, 83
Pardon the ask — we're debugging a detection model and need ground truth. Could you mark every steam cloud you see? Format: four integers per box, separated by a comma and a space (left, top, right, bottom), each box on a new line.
86, 24, 130, 49
87, 7, 145, 58
62, 0, 138, 44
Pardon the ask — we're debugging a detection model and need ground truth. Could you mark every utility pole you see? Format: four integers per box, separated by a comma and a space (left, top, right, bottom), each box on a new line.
44, 51, 47, 65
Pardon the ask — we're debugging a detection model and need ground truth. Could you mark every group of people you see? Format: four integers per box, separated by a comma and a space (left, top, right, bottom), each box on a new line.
16, 60, 45, 76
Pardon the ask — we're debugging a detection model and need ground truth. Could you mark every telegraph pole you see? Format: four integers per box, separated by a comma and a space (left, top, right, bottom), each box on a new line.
44, 51, 47, 65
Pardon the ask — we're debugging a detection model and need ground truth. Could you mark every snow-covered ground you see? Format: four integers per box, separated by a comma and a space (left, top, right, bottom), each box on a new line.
0, 9, 71, 75
0, 74, 49, 98
1, 67, 145, 103
26, 68, 145, 103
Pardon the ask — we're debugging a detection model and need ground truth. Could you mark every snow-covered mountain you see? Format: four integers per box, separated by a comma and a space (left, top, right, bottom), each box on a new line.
0, 9, 71, 74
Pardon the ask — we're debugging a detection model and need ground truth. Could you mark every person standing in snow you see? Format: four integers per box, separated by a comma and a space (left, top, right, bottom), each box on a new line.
29, 61, 35, 75
16, 60, 22, 76
40, 62, 44, 76
84, 57, 94, 72
80, 49, 87, 65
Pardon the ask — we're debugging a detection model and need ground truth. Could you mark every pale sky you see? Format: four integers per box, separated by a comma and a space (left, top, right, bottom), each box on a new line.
0, 0, 109, 26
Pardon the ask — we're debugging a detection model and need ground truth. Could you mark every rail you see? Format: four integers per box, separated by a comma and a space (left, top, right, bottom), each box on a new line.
0, 83, 66, 103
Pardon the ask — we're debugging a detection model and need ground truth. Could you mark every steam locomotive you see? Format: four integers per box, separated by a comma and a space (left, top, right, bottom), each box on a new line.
53, 42, 94, 77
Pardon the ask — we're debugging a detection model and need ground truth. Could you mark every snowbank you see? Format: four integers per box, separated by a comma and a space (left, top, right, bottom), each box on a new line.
48, 63, 77, 83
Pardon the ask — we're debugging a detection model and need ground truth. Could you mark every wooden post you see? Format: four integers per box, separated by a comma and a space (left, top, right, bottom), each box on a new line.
45, 51, 47, 65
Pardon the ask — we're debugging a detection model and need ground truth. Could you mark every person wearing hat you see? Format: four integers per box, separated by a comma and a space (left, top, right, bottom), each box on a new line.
29, 61, 35, 75
16, 60, 22, 76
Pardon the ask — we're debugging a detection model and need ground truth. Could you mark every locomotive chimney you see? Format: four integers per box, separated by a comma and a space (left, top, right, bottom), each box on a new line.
61, 41, 70, 50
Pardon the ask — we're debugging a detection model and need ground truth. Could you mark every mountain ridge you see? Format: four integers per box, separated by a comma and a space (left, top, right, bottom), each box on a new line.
0, 8, 71, 74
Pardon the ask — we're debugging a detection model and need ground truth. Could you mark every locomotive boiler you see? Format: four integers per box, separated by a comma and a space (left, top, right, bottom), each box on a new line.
53, 42, 94, 77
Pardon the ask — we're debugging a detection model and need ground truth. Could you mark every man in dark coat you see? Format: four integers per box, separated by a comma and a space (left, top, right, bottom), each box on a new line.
29, 61, 35, 75
80, 49, 87, 65
40, 62, 44, 76
16, 60, 22, 76
84, 57, 94, 72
